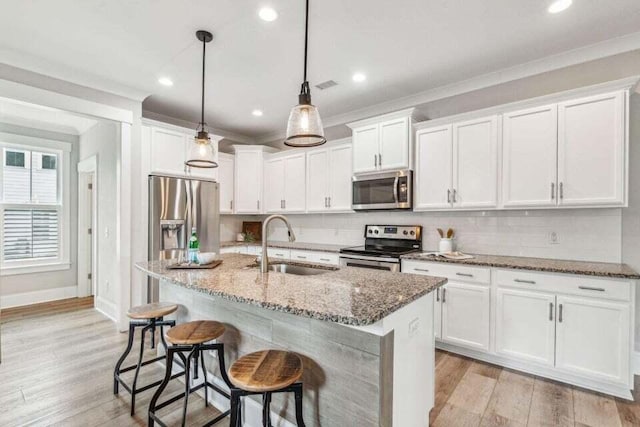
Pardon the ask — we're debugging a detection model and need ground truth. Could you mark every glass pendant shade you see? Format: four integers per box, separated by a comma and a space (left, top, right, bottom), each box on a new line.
285, 101, 326, 147
185, 130, 218, 168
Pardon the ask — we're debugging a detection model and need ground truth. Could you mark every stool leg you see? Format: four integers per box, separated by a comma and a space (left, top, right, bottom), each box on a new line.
193, 349, 199, 380
215, 344, 233, 389
150, 318, 156, 350
293, 384, 306, 427
181, 349, 195, 427
200, 349, 209, 407
131, 324, 149, 415
230, 390, 241, 427
262, 392, 272, 427
113, 322, 135, 394
149, 347, 175, 427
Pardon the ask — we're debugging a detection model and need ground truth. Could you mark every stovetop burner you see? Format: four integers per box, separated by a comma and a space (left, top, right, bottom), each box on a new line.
339, 225, 423, 259
340, 245, 420, 258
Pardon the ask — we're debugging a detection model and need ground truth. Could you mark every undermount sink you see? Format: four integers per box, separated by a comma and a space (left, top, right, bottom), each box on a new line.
264, 263, 335, 276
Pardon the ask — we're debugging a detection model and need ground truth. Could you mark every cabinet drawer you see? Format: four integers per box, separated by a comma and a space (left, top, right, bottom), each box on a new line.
402, 260, 490, 285
290, 250, 339, 266
267, 248, 290, 259
496, 269, 632, 302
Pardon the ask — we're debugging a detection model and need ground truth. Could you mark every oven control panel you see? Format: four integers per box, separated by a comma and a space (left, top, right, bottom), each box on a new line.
365, 225, 422, 240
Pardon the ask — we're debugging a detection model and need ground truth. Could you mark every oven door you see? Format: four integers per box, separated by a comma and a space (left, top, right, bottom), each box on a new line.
339, 254, 400, 272
352, 170, 412, 210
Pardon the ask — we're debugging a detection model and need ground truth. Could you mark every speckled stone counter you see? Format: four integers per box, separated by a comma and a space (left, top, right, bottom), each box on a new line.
220, 240, 345, 253
401, 252, 640, 279
136, 253, 446, 326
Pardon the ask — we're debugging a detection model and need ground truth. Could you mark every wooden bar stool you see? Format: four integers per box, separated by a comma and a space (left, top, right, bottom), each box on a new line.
148, 320, 233, 427
113, 302, 180, 415
228, 350, 306, 427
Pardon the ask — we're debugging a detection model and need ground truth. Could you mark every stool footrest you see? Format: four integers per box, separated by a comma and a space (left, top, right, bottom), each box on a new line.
118, 354, 167, 374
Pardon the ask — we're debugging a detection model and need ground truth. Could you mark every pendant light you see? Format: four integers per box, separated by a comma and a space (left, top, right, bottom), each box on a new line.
186, 30, 218, 168
284, 0, 326, 147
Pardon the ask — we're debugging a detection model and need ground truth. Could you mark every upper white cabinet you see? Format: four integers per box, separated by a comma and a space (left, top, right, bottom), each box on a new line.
218, 153, 234, 214
502, 105, 558, 208
415, 115, 499, 210
306, 140, 353, 212
234, 145, 273, 214
348, 109, 415, 174
264, 152, 306, 213
557, 92, 626, 207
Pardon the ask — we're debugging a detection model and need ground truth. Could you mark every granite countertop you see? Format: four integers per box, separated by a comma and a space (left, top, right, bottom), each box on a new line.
220, 241, 345, 253
401, 252, 640, 280
136, 254, 446, 326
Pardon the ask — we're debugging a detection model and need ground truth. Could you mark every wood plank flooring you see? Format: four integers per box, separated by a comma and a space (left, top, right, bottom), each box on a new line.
2, 298, 640, 426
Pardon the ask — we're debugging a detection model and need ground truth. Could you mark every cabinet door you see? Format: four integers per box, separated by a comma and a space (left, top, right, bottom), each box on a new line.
555, 296, 630, 384
150, 127, 187, 175
379, 117, 409, 171
502, 105, 558, 208
264, 157, 285, 213
306, 149, 329, 212
453, 116, 499, 209
495, 289, 555, 366
218, 155, 234, 214
558, 91, 626, 207
415, 125, 453, 210
328, 144, 353, 211
283, 153, 306, 212
234, 151, 263, 214
441, 282, 490, 352
352, 124, 379, 174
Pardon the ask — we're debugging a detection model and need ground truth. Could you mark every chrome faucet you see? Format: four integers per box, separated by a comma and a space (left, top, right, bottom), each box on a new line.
261, 215, 296, 273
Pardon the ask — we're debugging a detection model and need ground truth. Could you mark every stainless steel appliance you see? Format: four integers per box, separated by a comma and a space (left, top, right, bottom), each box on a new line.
148, 174, 220, 302
352, 169, 412, 211
339, 225, 422, 272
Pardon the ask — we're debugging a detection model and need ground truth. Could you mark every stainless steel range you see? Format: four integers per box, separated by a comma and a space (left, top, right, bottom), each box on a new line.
339, 225, 422, 272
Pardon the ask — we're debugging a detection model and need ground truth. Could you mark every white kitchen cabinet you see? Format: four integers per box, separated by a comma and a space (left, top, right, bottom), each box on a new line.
555, 296, 630, 384
558, 91, 626, 207
218, 153, 234, 214
264, 152, 306, 213
415, 125, 453, 209
348, 109, 415, 175
306, 141, 353, 212
495, 288, 556, 367
452, 115, 499, 209
440, 282, 491, 352
267, 247, 290, 259
290, 249, 339, 266
502, 105, 558, 208
234, 146, 268, 214
150, 127, 187, 175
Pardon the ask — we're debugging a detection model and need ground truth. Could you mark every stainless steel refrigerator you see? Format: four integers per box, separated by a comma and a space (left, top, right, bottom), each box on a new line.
148, 174, 220, 303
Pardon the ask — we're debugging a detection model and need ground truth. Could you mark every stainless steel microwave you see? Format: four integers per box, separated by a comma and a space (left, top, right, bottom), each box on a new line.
352, 170, 413, 211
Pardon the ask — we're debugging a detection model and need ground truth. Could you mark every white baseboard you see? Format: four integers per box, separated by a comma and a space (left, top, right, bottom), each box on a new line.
95, 296, 117, 321
0, 285, 77, 309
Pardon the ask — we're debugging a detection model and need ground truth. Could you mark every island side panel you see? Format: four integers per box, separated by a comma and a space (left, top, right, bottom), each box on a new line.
160, 280, 390, 426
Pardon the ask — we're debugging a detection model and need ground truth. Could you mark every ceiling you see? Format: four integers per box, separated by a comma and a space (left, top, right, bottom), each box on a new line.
0, 98, 97, 135
1, 0, 640, 141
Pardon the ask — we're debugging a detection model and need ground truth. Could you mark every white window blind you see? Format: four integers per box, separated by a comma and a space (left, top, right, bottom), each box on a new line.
3, 209, 59, 260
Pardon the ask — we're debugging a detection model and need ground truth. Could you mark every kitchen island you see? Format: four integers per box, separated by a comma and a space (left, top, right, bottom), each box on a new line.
136, 253, 446, 427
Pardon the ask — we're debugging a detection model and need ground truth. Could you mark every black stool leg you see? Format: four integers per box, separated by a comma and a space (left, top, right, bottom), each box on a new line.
293, 384, 306, 427
200, 349, 209, 407
181, 348, 196, 427
131, 324, 150, 415
149, 347, 175, 427
114, 322, 135, 394
150, 318, 157, 350
262, 392, 272, 427
215, 344, 233, 389
229, 389, 242, 427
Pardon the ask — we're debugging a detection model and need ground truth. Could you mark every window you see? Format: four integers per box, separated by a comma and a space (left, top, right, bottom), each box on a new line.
1, 143, 67, 272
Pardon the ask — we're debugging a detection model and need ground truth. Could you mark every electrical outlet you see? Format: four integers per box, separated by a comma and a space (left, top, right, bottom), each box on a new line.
549, 231, 560, 245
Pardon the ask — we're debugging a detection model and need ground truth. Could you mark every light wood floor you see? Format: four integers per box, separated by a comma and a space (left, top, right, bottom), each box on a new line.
1, 299, 640, 426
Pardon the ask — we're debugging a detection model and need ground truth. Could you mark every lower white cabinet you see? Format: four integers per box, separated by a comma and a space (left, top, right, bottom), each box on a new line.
555, 296, 630, 384
440, 282, 490, 352
495, 288, 556, 367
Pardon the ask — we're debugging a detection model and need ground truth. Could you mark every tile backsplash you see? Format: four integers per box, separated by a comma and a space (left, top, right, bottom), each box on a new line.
221, 208, 622, 263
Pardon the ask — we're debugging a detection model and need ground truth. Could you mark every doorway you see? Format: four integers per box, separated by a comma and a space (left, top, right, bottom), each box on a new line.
77, 156, 97, 299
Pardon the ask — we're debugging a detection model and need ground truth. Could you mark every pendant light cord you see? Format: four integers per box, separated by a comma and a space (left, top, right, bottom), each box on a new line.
299, 0, 310, 96
200, 38, 206, 129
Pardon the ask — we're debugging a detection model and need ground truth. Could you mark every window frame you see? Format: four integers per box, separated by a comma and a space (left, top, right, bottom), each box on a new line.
0, 133, 71, 276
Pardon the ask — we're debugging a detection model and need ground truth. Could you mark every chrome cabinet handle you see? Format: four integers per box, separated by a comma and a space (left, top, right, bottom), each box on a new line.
257, 200, 260, 210
320, 258, 331, 262
514, 279, 536, 284
296, 255, 307, 259
328, 197, 331, 208
447, 189, 451, 204
551, 183, 555, 200
284, 200, 286, 209
414, 268, 430, 272
442, 288, 446, 303
549, 302, 553, 321
559, 182, 564, 199
436, 288, 440, 302
452, 189, 457, 203
324, 197, 328, 208
379, 153, 382, 166
456, 272, 473, 277
374, 154, 378, 168
558, 304, 563, 323
230, 200, 233, 210
578, 286, 605, 292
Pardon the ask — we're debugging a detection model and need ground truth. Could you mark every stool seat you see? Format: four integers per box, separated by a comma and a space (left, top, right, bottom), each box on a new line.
127, 302, 178, 320
229, 350, 303, 393
166, 320, 225, 345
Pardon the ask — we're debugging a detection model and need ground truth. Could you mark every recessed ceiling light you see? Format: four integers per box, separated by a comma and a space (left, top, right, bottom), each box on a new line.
258, 7, 278, 22
548, 0, 572, 14
158, 77, 173, 86
252, 109, 264, 117
352, 73, 367, 83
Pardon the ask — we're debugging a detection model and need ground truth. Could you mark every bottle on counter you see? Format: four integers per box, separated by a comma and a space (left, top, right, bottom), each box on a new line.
188, 227, 200, 264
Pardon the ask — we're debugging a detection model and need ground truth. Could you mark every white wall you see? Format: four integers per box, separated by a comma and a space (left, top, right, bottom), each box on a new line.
0, 123, 79, 304
79, 120, 119, 315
